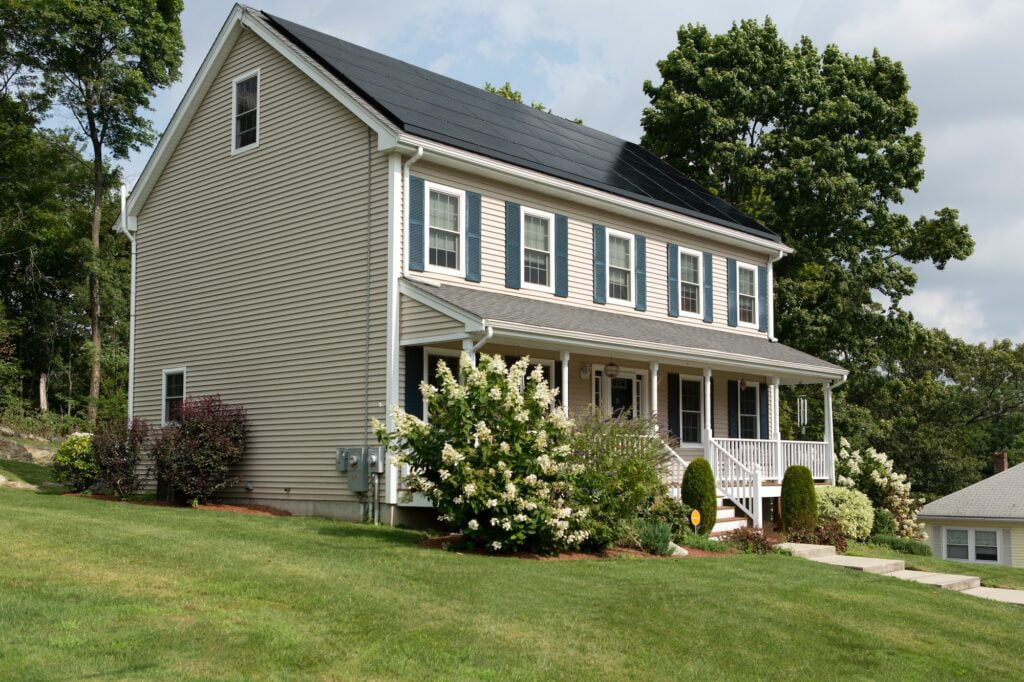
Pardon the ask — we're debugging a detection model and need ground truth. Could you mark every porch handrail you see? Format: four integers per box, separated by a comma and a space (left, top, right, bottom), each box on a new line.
713, 437, 832, 482
709, 439, 762, 528
661, 442, 688, 501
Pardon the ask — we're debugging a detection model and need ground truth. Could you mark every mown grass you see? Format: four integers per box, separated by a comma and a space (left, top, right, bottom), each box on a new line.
1, 488, 1023, 680
0, 458, 54, 487
848, 541, 1024, 590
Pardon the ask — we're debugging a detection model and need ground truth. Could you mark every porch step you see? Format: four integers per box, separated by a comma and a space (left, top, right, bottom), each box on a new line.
710, 516, 748, 533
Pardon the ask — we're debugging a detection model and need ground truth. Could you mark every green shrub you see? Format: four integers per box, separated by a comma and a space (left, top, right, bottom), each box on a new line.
871, 534, 932, 556
93, 418, 150, 499
723, 527, 777, 554
836, 439, 924, 538
680, 458, 716, 535
643, 497, 693, 541
781, 465, 817, 533
634, 518, 673, 555
570, 408, 670, 548
52, 433, 97, 491
678, 529, 723, 552
872, 508, 897, 537
153, 396, 248, 505
816, 486, 874, 541
789, 519, 848, 553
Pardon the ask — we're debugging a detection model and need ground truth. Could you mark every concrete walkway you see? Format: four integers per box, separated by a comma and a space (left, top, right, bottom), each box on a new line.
779, 543, 1022, 605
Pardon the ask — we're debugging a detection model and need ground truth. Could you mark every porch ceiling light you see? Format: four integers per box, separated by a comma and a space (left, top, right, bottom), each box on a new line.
605, 362, 620, 378
579, 365, 591, 379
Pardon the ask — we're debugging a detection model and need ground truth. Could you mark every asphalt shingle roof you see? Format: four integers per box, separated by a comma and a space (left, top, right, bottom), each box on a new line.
405, 279, 845, 374
263, 12, 780, 243
921, 463, 1024, 520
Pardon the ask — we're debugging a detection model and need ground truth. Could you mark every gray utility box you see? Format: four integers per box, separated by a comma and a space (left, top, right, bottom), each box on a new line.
336, 446, 386, 493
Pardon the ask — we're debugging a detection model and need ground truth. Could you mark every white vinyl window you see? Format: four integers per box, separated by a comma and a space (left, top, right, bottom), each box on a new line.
606, 230, 634, 305
679, 248, 703, 317
161, 368, 186, 425
679, 376, 703, 445
231, 70, 260, 153
737, 263, 758, 327
521, 207, 554, 292
424, 182, 465, 276
945, 528, 1000, 563
739, 382, 759, 439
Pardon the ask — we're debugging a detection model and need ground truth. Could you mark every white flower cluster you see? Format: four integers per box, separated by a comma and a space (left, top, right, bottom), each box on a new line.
836, 437, 925, 539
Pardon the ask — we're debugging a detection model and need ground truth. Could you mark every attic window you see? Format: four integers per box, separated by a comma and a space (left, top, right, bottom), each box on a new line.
232, 70, 260, 153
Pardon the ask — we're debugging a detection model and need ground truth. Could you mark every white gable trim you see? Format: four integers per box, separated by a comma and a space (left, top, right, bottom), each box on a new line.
120, 5, 399, 223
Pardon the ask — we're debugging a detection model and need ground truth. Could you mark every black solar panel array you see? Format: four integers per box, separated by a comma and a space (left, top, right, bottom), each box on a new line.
264, 12, 779, 242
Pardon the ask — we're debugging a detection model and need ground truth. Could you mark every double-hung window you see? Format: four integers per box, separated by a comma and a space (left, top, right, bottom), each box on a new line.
162, 368, 186, 425
606, 230, 633, 304
521, 208, 554, 291
679, 377, 703, 444
946, 528, 1000, 563
425, 182, 465, 275
739, 382, 759, 438
679, 248, 702, 317
737, 263, 758, 326
232, 70, 260, 153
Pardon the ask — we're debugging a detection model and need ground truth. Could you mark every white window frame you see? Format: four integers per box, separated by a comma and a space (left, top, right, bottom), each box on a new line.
677, 374, 705, 446
738, 382, 760, 439
605, 228, 635, 307
678, 247, 703, 319
944, 527, 1001, 564
230, 69, 261, 155
423, 181, 466, 277
520, 206, 555, 293
593, 364, 647, 418
161, 367, 187, 426
736, 262, 759, 329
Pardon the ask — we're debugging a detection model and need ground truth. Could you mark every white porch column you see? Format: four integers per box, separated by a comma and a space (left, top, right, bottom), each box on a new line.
703, 368, 713, 460
462, 338, 476, 366
824, 381, 835, 482
771, 376, 782, 480
650, 361, 659, 429
560, 350, 570, 417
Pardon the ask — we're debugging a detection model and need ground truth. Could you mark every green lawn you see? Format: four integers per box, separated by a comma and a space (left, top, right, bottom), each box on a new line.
847, 541, 1024, 590
2, 489, 1023, 680
0, 457, 54, 487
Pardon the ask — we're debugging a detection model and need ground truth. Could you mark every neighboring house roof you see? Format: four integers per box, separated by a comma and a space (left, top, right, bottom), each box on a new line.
920, 463, 1024, 521
263, 12, 780, 244
401, 279, 845, 377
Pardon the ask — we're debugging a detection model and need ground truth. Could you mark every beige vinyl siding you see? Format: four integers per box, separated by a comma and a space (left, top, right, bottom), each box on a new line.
400, 295, 465, 341
403, 160, 771, 338
134, 28, 389, 507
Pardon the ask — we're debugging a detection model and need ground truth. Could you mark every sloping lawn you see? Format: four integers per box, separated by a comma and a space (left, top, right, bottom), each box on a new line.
847, 542, 1024, 590
0, 458, 54, 487
2, 489, 1023, 680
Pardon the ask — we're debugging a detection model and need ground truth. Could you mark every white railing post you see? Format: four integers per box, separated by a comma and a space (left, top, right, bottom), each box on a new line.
823, 381, 835, 483
753, 466, 763, 529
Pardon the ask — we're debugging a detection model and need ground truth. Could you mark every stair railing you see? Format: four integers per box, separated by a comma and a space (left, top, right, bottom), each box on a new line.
709, 439, 763, 529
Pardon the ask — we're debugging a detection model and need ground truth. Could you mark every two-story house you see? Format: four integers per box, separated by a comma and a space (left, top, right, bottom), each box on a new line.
117, 5, 847, 529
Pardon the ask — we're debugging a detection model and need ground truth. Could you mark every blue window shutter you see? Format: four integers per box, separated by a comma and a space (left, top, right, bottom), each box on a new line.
593, 224, 606, 304
505, 202, 521, 289
667, 373, 680, 438
466, 192, 481, 282
727, 380, 739, 438
759, 383, 769, 439
634, 235, 646, 311
554, 361, 563, 406
703, 252, 714, 323
404, 346, 424, 419
667, 244, 679, 317
758, 265, 768, 332
727, 258, 738, 327
408, 176, 425, 272
554, 214, 569, 297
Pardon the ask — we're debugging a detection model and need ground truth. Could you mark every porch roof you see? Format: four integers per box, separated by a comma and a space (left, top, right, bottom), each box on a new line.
401, 279, 847, 381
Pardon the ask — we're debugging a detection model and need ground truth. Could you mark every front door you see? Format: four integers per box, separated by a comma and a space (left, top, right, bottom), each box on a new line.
594, 367, 645, 418
610, 377, 635, 418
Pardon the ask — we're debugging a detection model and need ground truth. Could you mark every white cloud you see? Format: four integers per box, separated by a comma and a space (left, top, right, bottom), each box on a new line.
903, 288, 992, 342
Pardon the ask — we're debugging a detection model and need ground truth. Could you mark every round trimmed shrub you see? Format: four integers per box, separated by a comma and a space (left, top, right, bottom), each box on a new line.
680, 457, 716, 535
817, 486, 874, 540
52, 433, 98, 492
781, 465, 817, 534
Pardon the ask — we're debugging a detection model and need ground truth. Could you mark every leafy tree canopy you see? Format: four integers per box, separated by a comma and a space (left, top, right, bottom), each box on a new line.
484, 80, 583, 124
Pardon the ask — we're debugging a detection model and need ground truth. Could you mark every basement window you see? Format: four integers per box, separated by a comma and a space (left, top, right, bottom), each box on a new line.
232, 70, 260, 153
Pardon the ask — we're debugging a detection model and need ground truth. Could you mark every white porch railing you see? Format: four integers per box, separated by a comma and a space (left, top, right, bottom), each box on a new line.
708, 439, 762, 528
663, 445, 687, 501
712, 438, 832, 482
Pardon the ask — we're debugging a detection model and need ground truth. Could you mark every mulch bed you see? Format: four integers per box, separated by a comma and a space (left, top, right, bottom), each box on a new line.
66, 493, 291, 517
419, 533, 731, 560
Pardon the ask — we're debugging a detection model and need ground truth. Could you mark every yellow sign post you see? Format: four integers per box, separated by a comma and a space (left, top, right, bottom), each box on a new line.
690, 508, 702, 531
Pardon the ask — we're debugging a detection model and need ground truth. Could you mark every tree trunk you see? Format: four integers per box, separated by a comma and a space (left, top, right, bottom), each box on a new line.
87, 148, 103, 425
39, 372, 48, 414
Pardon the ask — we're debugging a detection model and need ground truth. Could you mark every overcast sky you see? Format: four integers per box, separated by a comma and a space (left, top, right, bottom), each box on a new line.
124, 0, 1024, 343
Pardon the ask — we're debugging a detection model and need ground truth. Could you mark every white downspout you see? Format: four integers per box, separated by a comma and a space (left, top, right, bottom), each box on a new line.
117, 185, 137, 422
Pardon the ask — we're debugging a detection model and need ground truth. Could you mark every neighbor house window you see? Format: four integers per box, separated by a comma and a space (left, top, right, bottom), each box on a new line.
607, 230, 633, 304
521, 208, 554, 291
162, 368, 186, 424
945, 528, 1000, 563
737, 263, 758, 326
679, 248, 702, 317
232, 71, 260, 152
975, 530, 999, 562
946, 529, 969, 559
739, 382, 759, 438
679, 377, 703, 444
425, 182, 464, 274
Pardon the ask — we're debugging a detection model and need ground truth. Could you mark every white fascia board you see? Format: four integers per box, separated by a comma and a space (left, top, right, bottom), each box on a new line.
124, 5, 400, 220
918, 515, 1024, 523
390, 135, 794, 258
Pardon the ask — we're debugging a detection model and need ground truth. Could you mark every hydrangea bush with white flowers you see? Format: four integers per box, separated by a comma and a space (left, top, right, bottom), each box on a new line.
374, 353, 589, 554
835, 437, 925, 539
